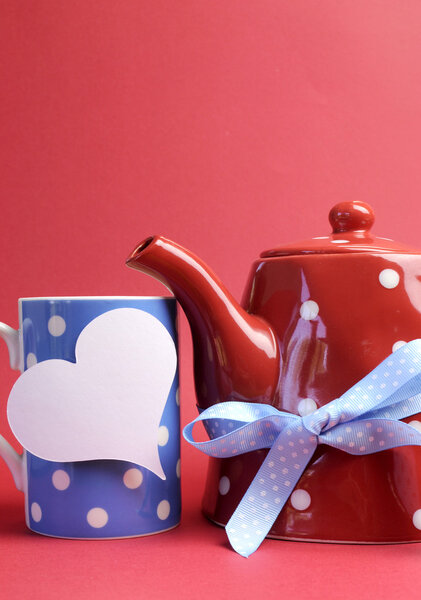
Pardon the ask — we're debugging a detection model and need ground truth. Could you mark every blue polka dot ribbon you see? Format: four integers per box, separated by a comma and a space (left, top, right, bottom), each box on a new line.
183, 339, 421, 557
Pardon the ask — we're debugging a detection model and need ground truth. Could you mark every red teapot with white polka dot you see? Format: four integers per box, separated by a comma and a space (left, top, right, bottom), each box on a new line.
127, 201, 421, 543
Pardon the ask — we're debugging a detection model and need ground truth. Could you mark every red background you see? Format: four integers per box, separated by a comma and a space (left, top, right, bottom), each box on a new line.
1, 1, 421, 598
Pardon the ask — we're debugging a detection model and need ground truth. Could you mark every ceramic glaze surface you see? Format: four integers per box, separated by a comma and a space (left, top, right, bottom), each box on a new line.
127, 202, 421, 543
12, 298, 180, 538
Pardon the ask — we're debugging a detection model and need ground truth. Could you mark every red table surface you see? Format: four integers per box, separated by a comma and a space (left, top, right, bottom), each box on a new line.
3, 1, 421, 598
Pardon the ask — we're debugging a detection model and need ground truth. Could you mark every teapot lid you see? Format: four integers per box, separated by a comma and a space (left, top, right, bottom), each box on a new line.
261, 201, 420, 258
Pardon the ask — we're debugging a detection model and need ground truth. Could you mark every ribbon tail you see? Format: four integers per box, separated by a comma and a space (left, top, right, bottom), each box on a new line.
225, 422, 317, 557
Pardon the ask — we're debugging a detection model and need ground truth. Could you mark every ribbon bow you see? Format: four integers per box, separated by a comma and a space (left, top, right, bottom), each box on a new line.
183, 339, 421, 557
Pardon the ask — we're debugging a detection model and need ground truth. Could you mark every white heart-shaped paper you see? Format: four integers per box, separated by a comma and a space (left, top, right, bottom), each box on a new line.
7, 308, 177, 480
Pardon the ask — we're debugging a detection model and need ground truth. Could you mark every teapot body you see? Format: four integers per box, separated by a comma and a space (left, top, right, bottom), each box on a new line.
203, 252, 421, 542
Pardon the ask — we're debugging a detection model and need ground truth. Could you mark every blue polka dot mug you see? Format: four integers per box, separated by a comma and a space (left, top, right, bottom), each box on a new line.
0, 297, 180, 538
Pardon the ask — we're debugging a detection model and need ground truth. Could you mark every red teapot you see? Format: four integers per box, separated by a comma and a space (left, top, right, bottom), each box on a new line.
126, 201, 421, 543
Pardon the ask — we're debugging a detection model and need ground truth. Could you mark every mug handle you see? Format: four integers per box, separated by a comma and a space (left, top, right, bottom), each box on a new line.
0, 322, 24, 491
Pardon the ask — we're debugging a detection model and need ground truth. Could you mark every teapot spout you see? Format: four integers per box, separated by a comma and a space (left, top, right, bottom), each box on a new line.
126, 237, 280, 409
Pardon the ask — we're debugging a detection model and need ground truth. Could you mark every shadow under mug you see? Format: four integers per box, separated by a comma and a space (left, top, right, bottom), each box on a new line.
0, 297, 180, 539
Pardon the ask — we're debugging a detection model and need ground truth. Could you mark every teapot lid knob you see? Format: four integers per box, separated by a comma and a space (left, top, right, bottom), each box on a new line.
329, 201, 375, 234
262, 198, 420, 256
